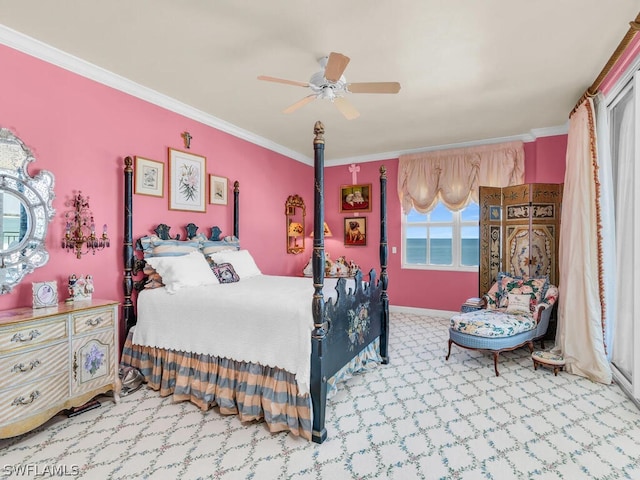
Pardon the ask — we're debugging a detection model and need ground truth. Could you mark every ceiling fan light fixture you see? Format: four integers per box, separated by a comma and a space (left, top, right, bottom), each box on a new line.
258, 51, 400, 118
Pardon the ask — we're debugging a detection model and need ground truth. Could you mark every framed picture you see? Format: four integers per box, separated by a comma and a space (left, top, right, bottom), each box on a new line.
209, 174, 228, 205
134, 156, 164, 197
344, 217, 367, 246
340, 184, 372, 212
168, 148, 206, 212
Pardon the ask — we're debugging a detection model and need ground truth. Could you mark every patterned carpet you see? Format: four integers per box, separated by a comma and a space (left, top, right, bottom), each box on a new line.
2, 310, 640, 479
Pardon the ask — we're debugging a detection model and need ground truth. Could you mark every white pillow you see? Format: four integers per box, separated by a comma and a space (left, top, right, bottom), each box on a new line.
506, 293, 531, 314
208, 249, 261, 279
146, 251, 218, 294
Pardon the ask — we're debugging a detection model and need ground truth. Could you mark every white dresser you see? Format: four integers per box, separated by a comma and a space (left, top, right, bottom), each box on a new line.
0, 299, 120, 438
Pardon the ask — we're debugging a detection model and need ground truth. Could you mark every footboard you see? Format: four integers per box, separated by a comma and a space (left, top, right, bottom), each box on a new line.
323, 271, 385, 377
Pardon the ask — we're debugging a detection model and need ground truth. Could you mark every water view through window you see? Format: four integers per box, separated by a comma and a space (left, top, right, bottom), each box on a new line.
405, 202, 479, 267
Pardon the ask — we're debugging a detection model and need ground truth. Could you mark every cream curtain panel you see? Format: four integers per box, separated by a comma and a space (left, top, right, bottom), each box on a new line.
555, 98, 612, 384
398, 141, 524, 214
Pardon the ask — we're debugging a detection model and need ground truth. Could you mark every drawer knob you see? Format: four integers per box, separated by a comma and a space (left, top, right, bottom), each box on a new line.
11, 390, 40, 406
11, 330, 41, 343
11, 360, 41, 373
86, 316, 104, 327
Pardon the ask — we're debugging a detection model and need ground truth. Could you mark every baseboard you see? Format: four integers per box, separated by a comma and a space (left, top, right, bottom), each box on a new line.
390, 305, 457, 317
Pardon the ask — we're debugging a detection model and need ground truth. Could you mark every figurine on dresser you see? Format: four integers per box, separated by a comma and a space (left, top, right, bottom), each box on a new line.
67, 274, 94, 302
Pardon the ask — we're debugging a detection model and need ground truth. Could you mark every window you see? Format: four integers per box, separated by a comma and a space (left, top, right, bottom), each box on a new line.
403, 201, 479, 271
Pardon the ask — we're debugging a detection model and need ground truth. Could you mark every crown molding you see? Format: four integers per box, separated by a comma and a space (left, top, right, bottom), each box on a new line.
0, 25, 312, 165
327, 122, 570, 166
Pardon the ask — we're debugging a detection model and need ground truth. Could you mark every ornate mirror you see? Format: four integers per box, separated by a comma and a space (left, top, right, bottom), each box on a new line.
285, 194, 305, 254
0, 128, 55, 293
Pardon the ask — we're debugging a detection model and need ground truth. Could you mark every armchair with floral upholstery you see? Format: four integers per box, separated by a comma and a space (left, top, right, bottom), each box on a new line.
446, 273, 558, 376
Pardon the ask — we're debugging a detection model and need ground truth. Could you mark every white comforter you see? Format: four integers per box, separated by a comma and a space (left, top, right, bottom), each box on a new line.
132, 275, 353, 395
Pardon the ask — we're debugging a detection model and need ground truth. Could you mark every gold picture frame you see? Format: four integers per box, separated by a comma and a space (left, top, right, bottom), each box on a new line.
168, 148, 206, 212
340, 184, 372, 212
134, 156, 164, 197
344, 217, 367, 246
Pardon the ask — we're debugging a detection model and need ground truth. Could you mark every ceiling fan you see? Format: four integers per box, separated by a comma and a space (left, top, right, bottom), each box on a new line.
258, 52, 401, 120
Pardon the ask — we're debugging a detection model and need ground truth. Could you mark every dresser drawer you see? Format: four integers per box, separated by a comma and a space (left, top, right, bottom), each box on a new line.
0, 342, 67, 390
72, 308, 114, 335
0, 372, 67, 426
0, 316, 67, 354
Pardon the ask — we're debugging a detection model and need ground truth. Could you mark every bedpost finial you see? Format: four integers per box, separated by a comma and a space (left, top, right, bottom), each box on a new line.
379, 165, 387, 178
124, 156, 133, 172
314, 121, 325, 144
234, 180, 239, 192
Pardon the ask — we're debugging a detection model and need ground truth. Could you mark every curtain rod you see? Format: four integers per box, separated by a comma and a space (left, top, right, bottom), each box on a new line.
570, 12, 640, 117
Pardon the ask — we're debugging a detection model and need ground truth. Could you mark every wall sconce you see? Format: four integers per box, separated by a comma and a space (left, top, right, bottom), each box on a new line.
61, 191, 110, 259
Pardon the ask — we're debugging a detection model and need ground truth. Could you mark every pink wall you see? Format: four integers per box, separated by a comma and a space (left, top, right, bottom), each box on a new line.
324, 136, 568, 312
0, 43, 568, 321
0, 44, 312, 319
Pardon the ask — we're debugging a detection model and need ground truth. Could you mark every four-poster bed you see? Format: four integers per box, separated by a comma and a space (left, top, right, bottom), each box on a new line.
121, 121, 389, 443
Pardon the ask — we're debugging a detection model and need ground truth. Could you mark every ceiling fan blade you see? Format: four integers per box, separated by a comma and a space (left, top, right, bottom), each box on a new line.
283, 95, 316, 114
334, 97, 360, 120
324, 52, 350, 82
257, 75, 309, 88
347, 82, 401, 94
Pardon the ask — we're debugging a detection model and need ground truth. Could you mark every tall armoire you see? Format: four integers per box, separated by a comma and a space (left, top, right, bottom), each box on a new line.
479, 184, 563, 295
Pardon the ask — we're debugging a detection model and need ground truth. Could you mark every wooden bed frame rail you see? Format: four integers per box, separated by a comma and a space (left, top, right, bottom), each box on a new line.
122, 121, 389, 444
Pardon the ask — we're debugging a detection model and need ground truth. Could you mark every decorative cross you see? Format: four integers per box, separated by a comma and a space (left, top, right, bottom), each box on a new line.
348, 163, 360, 184
181, 131, 193, 149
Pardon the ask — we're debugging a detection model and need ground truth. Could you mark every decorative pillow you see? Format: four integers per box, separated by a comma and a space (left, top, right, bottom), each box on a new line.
210, 262, 240, 284
506, 294, 532, 314
483, 281, 501, 310
497, 272, 548, 311
142, 263, 164, 289
200, 236, 240, 255
145, 251, 218, 294
208, 249, 262, 278
137, 235, 200, 258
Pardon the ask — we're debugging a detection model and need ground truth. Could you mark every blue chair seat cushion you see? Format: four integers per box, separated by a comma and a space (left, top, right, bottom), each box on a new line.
450, 309, 536, 338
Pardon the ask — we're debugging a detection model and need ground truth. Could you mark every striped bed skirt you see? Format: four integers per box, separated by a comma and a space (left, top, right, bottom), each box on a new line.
121, 329, 313, 440
121, 330, 382, 441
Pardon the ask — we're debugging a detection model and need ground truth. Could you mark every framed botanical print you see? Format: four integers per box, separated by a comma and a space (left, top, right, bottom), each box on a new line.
134, 156, 164, 197
340, 184, 372, 212
209, 174, 228, 205
344, 217, 367, 246
168, 148, 206, 212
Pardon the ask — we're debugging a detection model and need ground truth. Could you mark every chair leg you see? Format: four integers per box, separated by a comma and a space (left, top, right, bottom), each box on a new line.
527, 341, 534, 353
540, 338, 545, 350
446, 339, 453, 360
493, 352, 500, 376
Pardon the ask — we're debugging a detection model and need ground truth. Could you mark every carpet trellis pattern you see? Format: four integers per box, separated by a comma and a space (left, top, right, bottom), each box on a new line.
1, 311, 639, 479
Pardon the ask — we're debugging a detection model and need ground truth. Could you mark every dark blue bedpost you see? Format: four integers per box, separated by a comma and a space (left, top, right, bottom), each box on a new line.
123, 156, 135, 334
379, 165, 390, 364
310, 121, 327, 444
233, 181, 240, 238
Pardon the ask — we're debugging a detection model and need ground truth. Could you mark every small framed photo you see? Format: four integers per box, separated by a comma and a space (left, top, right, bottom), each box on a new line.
169, 148, 206, 212
32, 281, 58, 308
340, 184, 372, 212
209, 174, 228, 205
134, 156, 164, 197
344, 217, 367, 246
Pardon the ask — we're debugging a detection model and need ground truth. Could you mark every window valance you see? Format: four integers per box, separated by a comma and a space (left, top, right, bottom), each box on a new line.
398, 141, 525, 213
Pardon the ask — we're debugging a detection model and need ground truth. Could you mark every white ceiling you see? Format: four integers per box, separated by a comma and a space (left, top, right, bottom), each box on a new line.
0, 1, 638, 164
